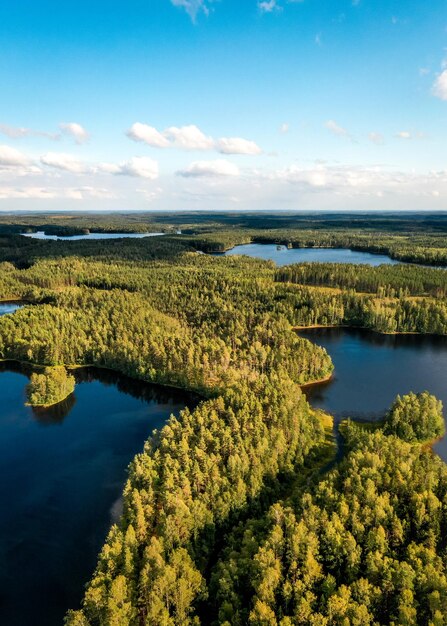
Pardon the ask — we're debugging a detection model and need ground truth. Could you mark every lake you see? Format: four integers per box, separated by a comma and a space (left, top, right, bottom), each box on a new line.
0, 302, 22, 315
21, 231, 167, 240
299, 327, 447, 461
217, 244, 400, 266
0, 364, 197, 626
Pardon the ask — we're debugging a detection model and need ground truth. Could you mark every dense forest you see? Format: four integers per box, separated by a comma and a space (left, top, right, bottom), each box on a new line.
210, 421, 447, 625
0, 213, 446, 624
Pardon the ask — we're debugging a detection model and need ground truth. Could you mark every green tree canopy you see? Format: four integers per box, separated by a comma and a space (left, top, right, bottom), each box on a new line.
383, 391, 445, 442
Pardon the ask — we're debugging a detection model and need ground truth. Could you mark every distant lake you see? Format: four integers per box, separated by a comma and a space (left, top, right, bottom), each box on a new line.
0, 365, 197, 626
21, 231, 167, 240
217, 244, 400, 266
0, 302, 22, 315
300, 327, 447, 461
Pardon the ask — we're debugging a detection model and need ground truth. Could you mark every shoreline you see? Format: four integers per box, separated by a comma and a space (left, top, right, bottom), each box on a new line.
208, 241, 447, 268
300, 372, 333, 387
0, 358, 208, 400
25, 390, 74, 409
294, 324, 447, 338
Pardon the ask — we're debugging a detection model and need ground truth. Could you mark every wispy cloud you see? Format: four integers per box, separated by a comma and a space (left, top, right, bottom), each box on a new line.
170, 0, 215, 23
177, 159, 240, 177
99, 157, 159, 179
215, 137, 262, 155
396, 131, 411, 140
0, 122, 89, 143
325, 120, 353, 141
59, 122, 89, 144
395, 130, 425, 140
258, 0, 304, 12
258, 0, 281, 13
38, 151, 159, 179
0, 186, 117, 200
432, 68, 447, 101
40, 152, 87, 173
0, 124, 59, 141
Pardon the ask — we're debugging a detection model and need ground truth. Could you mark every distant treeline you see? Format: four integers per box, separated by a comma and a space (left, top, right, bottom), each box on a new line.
1, 211, 447, 266
275, 262, 447, 297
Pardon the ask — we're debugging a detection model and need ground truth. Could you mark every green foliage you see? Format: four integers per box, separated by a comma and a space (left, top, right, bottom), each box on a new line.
211, 426, 447, 626
26, 365, 75, 406
276, 262, 447, 298
383, 391, 445, 442
0, 214, 446, 625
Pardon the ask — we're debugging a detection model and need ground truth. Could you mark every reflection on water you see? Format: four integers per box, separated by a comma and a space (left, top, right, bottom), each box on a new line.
0, 363, 197, 626
30, 393, 76, 425
299, 327, 447, 461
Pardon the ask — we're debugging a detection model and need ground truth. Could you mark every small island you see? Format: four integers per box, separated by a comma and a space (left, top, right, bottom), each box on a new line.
26, 366, 76, 407
383, 391, 445, 443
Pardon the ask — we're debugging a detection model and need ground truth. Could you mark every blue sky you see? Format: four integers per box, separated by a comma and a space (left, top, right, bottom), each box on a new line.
0, 0, 446, 210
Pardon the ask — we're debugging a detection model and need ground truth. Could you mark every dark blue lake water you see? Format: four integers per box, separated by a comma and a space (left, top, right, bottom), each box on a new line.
300, 327, 447, 461
0, 365, 196, 626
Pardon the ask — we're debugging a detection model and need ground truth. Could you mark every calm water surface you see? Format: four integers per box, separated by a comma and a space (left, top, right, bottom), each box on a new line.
300, 328, 447, 461
0, 302, 22, 315
21, 231, 166, 240
219, 244, 401, 266
0, 365, 197, 626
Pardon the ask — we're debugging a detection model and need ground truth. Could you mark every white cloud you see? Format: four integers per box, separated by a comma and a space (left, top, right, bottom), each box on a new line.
100, 157, 159, 179
279, 123, 289, 134
432, 69, 447, 101
126, 123, 170, 148
40, 152, 159, 180
325, 120, 353, 140
216, 137, 262, 155
177, 159, 240, 177
59, 122, 89, 144
396, 131, 412, 140
164, 125, 214, 150
0, 145, 31, 168
127, 122, 262, 154
41, 152, 87, 173
118, 157, 159, 179
170, 0, 214, 22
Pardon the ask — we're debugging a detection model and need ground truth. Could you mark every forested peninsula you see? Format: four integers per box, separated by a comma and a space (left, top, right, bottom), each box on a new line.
0, 213, 446, 625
